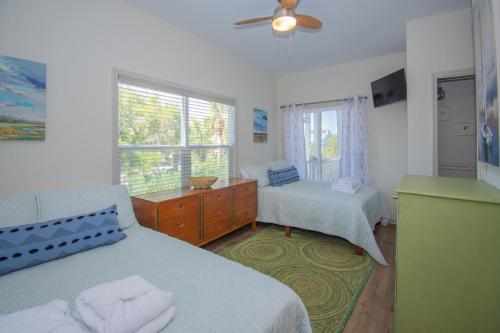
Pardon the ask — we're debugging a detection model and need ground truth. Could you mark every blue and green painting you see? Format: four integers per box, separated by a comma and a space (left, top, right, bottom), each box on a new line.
253, 108, 268, 143
0, 55, 46, 141
474, 0, 499, 166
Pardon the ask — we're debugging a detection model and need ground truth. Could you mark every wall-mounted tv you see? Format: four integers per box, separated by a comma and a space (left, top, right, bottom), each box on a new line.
371, 68, 407, 108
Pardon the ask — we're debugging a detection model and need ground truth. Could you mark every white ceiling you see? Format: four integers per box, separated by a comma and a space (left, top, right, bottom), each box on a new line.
125, 0, 471, 75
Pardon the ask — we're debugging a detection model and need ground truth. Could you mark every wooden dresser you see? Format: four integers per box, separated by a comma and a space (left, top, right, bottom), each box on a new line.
131, 178, 257, 246
395, 175, 500, 333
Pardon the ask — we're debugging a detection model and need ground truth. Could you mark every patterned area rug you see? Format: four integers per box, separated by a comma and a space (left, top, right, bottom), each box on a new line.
219, 226, 374, 333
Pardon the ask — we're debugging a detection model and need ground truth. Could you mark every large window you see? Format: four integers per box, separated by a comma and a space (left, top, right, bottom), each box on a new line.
304, 107, 341, 181
117, 75, 235, 195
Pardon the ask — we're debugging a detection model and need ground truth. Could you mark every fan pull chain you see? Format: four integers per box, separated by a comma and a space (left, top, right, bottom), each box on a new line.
288, 31, 293, 63
275, 33, 280, 56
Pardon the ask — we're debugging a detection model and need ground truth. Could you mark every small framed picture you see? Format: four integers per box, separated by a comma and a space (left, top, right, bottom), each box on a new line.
456, 122, 476, 136
253, 108, 268, 143
438, 108, 450, 121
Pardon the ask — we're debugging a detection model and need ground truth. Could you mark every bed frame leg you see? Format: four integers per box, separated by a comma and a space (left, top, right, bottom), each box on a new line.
251, 220, 257, 232
285, 226, 292, 237
354, 245, 363, 256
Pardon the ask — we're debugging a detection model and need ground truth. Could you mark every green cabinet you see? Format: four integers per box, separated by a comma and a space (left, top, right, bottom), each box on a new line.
395, 175, 500, 333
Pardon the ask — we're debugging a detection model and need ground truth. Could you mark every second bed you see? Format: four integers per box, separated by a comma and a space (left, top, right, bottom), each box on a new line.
256, 180, 390, 265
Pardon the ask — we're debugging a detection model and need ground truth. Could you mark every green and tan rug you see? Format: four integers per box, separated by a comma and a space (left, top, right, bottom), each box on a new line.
219, 226, 374, 333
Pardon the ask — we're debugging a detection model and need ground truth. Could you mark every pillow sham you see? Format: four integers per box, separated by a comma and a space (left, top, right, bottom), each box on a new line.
245, 164, 270, 188
0, 193, 38, 228
268, 160, 292, 171
268, 166, 300, 186
0, 205, 126, 276
36, 185, 138, 229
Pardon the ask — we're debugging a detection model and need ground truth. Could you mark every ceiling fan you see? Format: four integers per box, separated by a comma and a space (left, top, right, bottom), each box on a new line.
234, 0, 322, 33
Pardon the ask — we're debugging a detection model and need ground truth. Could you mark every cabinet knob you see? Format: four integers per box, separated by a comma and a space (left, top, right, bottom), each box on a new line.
392, 193, 398, 200
177, 222, 185, 228
217, 209, 222, 215
178, 204, 184, 209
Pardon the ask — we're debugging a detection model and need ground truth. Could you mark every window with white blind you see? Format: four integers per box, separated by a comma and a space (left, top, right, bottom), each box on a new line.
117, 75, 236, 195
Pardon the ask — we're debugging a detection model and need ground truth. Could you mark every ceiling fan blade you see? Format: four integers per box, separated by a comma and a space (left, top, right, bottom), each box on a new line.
296, 14, 322, 29
234, 16, 273, 26
280, 0, 298, 10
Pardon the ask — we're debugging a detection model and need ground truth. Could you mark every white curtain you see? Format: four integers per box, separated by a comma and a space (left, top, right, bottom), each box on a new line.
340, 97, 371, 184
281, 104, 307, 179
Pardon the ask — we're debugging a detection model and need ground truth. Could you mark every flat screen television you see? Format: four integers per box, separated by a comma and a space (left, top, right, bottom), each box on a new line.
371, 68, 407, 108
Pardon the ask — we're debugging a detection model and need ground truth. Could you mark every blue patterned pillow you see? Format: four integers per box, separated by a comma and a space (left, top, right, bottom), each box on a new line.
268, 166, 300, 186
0, 205, 126, 276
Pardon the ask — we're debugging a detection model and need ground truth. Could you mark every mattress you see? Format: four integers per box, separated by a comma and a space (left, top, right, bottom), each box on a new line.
0, 225, 311, 333
257, 180, 389, 265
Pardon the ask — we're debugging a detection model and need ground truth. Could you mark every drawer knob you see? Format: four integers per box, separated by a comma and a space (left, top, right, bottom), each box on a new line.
217, 209, 222, 215
178, 204, 184, 209
217, 194, 222, 199
177, 222, 185, 228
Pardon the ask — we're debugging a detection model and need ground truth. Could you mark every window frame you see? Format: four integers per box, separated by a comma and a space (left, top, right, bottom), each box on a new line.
111, 69, 238, 190
303, 102, 342, 181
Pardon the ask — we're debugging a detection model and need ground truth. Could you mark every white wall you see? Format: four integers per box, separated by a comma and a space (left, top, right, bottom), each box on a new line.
0, 0, 278, 195
478, 0, 500, 188
277, 53, 408, 219
406, 9, 475, 176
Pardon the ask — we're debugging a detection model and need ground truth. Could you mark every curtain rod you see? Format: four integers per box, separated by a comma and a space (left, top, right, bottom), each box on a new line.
301, 96, 368, 107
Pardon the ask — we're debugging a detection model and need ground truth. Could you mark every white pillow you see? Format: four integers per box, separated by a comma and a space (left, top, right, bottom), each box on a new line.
36, 185, 138, 229
0, 193, 38, 228
240, 167, 250, 179
245, 164, 270, 188
269, 159, 292, 171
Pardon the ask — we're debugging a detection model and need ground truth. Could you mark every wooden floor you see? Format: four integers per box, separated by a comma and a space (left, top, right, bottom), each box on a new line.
204, 223, 396, 333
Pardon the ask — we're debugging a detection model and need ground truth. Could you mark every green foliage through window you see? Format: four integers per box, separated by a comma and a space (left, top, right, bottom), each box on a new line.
118, 81, 235, 195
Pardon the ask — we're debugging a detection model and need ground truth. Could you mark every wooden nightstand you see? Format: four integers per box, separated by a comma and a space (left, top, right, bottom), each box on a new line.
131, 178, 257, 246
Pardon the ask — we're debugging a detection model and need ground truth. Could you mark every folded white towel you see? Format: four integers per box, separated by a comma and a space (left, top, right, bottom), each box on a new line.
0, 300, 83, 333
136, 306, 176, 333
74, 276, 175, 333
331, 182, 361, 193
334, 178, 361, 189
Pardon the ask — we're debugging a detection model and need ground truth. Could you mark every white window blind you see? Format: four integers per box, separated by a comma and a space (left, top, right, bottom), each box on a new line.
117, 75, 236, 195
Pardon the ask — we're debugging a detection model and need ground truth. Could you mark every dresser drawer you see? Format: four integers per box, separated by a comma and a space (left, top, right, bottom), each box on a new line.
235, 182, 257, 199
204, 216, 232, 240
159, 196, 198, 219
158, 214, 200, 244
236, 193, 257, 211
236, 206, 257, 226
204, 189, 232, 220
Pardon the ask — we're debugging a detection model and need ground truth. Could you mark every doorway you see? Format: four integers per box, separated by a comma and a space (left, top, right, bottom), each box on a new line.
436, 75, 477, 178
304, 105, 342, 181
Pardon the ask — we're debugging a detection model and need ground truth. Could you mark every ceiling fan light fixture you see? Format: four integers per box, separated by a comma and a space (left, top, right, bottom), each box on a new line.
272, 7, 297, 32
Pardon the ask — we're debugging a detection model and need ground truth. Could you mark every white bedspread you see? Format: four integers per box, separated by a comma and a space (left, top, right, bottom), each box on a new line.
257, 180, 389, 265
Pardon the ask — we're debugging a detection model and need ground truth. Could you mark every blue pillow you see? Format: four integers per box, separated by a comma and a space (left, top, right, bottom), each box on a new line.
268, 166, 300, 186
0, 205, 126, 276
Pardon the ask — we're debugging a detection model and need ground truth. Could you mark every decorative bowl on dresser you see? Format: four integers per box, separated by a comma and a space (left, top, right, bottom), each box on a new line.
131, 178, 257, 246
188, 176, 219, 189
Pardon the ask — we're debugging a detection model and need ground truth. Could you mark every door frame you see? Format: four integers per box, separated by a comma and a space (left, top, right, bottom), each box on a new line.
432, 68, 476, 176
